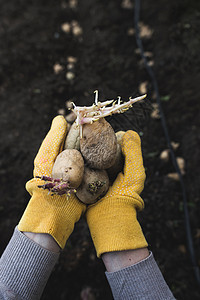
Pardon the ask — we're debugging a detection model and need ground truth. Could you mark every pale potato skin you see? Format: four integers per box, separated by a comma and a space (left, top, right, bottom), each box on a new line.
80, 118, 117, 169
76, 167, 109, 204
116, 131, 125, 145
64, 121, 80, 150
52, 149, 84, 188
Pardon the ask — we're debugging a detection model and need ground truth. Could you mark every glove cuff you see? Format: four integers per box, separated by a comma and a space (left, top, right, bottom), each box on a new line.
18, 179, 86, 249
86, 195, 148, 257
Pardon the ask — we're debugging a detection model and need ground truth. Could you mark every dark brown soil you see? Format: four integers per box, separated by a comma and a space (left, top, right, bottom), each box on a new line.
0, 0, 200, 299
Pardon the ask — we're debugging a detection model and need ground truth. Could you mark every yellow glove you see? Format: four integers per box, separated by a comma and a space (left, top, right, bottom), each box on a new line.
18, 116, 86, 249
86, 130, 148, 257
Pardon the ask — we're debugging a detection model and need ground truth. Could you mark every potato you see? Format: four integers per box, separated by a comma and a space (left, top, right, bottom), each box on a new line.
115, 131, 125, 145
76, 167, 109, 204
52, 149, 84, 188
106, 131, 125, 182
64, 121, 80, 150
80, 118, 117, 169
107, 143, 124, 182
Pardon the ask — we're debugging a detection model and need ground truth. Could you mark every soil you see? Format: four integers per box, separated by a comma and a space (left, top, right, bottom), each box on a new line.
0, 0, 200, 299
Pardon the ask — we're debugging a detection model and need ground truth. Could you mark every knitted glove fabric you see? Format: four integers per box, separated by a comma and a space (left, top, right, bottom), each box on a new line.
86, 130, 148, 257
18, 116, 86, 249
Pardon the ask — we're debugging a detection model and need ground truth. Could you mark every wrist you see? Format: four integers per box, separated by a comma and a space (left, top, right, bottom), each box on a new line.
102, 248, 149, 272
23, 231, 60, 253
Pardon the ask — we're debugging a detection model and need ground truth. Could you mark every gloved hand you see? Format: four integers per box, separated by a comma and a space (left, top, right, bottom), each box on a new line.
86, 130, 148, 257
18, 116, 86, 249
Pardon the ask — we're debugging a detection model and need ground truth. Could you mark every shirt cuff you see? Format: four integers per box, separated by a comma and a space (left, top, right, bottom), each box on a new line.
106, 252, 175, 300
0, 227, 59, 300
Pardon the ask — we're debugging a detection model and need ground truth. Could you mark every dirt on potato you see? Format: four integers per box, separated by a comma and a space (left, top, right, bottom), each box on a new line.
0, 0, 200, 299
80, 118, 117, 170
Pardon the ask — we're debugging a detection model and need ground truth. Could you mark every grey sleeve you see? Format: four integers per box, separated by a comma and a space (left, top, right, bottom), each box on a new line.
106, 252, 175, 300
0, 227, 59, 300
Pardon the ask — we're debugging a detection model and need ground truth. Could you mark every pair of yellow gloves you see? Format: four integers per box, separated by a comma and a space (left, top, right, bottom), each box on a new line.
18, 116, 147, 257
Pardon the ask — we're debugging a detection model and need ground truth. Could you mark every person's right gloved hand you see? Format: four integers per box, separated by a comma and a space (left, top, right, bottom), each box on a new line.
18, 116, 86, 249
86, 130, 148, 257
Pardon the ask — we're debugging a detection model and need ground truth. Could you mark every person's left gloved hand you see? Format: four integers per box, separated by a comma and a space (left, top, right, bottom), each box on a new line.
18, 116, 86, 249
86, 130, 147, 257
